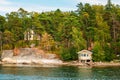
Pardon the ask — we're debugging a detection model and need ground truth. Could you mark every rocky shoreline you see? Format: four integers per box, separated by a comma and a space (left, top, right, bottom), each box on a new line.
1, 60, 120, 67
1, 48, 120, 67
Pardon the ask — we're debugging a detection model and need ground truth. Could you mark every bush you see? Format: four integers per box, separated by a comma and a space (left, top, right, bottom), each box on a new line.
14, 40, 24, 48
92, 42, 105, 61
104, 44, 115, 61
59, 46, 78, 61
60, 47, 71, 61
69, 46, 78, 60
3, 44, 13, 50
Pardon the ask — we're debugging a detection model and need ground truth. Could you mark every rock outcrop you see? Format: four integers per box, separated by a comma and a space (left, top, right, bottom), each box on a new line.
1, 48, 62, 64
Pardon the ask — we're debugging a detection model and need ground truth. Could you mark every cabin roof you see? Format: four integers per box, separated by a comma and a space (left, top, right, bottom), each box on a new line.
77, 50, 92, 54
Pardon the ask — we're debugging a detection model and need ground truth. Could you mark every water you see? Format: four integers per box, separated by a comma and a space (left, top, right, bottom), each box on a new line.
0, 65, 120, 80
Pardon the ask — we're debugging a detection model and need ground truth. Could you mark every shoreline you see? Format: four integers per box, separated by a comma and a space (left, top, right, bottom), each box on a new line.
1, 61, 120, 67
1, 48, 120, 67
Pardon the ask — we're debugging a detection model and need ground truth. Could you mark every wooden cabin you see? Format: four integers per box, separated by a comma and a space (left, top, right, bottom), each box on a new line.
78, 50, 92, 63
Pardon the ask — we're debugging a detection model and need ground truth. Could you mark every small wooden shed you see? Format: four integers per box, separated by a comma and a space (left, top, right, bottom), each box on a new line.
78, 50, 92, 63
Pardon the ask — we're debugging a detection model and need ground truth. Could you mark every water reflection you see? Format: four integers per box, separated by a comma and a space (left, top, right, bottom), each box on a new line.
0, 65, 120, 80
78, 67, 92, 79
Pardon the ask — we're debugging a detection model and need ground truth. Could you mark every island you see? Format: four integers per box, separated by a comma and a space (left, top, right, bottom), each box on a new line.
0, 0, 120, 67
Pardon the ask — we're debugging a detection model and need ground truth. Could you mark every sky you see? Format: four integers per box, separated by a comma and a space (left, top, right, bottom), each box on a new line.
0, 0, 120, 16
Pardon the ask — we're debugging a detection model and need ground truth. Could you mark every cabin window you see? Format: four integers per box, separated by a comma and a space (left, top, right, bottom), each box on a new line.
29, 35, 31, 38
80, 54, 86, 57
86, 54, 88, 57
80, 54, 83, 56
80, 54, 89, 57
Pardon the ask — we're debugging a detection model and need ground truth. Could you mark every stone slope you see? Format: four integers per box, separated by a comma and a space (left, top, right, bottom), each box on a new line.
1, 48, 62, 64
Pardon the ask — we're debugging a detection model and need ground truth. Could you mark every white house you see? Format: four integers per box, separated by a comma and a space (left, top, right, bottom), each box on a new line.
24, 29, 40, 41
78, 50, 92, 63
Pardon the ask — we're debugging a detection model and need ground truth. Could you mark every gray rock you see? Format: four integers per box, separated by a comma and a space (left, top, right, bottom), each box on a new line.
1, 48, 62, 64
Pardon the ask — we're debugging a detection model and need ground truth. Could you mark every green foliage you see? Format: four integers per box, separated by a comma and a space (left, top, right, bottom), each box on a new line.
60, 46, 77, 61
69, 46, 78, 60
71, 27, 86, 51
0, 0, 120, 61
14, 40, 28, 48
103, 44, 115, 61
0, 15, 5, 32
40, 32, 56, 51
3, 30, 15, 45
92, 42, 105, 61
60, 47, 71, 61
3, 44, 13, 50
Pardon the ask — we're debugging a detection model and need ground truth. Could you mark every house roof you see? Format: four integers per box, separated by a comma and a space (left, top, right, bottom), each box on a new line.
77, 50, 92, 54
24, 28, 35, 34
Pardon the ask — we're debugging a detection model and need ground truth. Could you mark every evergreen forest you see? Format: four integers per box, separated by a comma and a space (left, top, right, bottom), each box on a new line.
0, 0, 120, 61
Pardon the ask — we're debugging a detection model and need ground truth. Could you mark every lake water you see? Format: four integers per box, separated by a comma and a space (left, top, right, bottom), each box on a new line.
0, 64, 120, 80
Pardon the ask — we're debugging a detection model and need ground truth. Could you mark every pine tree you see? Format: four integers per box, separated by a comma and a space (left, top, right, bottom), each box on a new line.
105, 0, 112, 11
